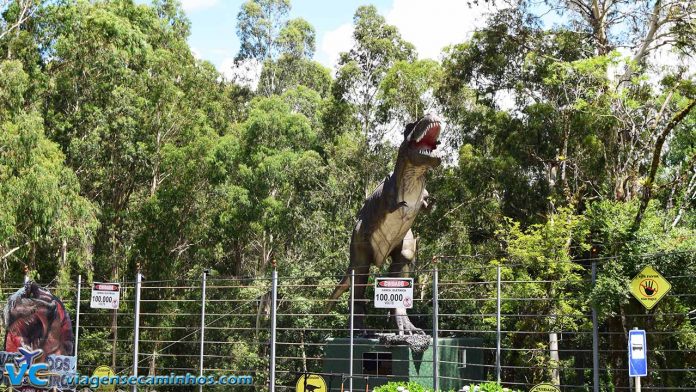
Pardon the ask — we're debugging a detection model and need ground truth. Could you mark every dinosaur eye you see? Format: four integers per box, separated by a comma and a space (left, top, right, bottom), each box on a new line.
404, 123, 416, 138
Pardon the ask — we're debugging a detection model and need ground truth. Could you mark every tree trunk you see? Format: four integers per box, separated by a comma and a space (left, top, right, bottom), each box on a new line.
549, 285, 560, 385
300, 330, 308, 373
151, 130, 161, 197
111, 259, 119, 369
549, 330, 560, 385
634, 99, 696, 230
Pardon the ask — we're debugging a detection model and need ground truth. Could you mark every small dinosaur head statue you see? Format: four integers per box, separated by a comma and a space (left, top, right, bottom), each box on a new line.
400, 113, 442, 167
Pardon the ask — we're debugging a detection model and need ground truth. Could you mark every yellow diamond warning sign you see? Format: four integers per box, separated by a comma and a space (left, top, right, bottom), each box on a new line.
296, 374, 327, 392
630, 265, 671, 310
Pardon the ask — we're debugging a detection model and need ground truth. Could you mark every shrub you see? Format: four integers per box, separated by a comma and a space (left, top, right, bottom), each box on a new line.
372, 382, 432, 392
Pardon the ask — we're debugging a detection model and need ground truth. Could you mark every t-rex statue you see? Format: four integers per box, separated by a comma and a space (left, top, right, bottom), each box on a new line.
329, 113, 442, 335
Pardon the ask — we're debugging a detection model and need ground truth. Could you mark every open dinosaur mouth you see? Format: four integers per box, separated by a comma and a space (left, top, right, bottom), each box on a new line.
4, 282, 67, 355
411, 121, 440, 156
6, 311, 50, 350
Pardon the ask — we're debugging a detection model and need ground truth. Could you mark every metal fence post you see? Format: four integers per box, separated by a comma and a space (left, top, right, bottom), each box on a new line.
199, 269, 208, 392
349, 268, 355, 392
132, 271, 142, 392
432, 258, 439, 391
269, 261, 278, 392
496, 263, 502, 384
592, 260, 600, 392
74, 275, 82, 367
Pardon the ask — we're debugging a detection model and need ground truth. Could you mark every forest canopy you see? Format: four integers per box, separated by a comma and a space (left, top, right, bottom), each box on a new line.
1, 0, 695, 388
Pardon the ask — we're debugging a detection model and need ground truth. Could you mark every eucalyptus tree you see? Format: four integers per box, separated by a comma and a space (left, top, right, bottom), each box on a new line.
377, 59, 443, 125
0, 60, 97, 286
35, 0, 240, 282
434, 4, 695, 389
236, 0, 328, 96
437, 4, 695, 228
333, 5, 416, 144
331, 5, 416, 196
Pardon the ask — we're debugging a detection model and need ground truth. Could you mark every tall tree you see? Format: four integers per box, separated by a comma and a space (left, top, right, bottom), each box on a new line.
236, 0, 323, 95
333, 5, 416, 144
332, 5, 415, 196
37, 0, 241, 281
377, 59, 443, 125
0, 60, 97, 284
236, 0, 291, 62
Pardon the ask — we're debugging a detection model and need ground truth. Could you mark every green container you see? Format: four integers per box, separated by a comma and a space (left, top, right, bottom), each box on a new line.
322, 337, 484, 391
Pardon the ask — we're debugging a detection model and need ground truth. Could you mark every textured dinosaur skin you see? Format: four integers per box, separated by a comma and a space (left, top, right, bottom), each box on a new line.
4, 281, 74, 360
329, 114, 442, 335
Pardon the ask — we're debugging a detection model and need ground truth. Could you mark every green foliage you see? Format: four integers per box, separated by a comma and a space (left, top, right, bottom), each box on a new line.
1, 0, 695, 389
333, 4, 416, 135
378, 59, 443, 123
469, 382, 521, 392
236, 0, 321, 96
373, 381, 432, 392
236, 0, 291, 62
0, 60, 97, 284
490, 207, 589, 383
277, 17, 315, 59
372, 381, 514, 392
259, 56, 332, 97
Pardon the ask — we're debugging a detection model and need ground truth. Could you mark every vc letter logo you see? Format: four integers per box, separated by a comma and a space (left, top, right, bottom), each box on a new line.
3, 347, 49, 387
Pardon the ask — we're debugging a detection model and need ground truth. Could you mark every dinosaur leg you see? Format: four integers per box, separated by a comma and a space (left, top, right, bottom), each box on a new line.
388, 230, 424, 335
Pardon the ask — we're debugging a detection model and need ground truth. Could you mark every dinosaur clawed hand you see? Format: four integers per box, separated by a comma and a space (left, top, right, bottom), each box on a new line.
389, 200, 409, 212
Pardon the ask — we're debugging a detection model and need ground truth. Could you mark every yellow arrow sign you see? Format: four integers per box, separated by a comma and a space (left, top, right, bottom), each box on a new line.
296, 374, 327, 392
630, 265, 671, 310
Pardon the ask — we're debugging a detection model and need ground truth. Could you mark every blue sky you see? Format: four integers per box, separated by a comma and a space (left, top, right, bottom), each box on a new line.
178, 0, 503, 78
184, 0, 392, 69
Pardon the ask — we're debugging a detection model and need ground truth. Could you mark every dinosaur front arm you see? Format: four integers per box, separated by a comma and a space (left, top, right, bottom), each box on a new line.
384, 174, 409, 212
421, 189, 433, 212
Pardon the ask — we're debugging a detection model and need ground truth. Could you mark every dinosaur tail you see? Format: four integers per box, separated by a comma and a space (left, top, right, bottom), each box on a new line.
326, 273, 350, 312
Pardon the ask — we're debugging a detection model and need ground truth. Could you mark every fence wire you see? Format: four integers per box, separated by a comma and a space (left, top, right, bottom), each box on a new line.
0, 250, 695, 391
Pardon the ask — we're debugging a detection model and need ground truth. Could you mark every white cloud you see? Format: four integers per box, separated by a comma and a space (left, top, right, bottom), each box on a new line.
385, 0, 502, 60
318, 1, 502, 69
180, 0, 219, 12
217, 58, 262, 90
190, 47, 202, 60
607, 44, 695, 88
649, 43, 695, 74
318, 23, 354, 70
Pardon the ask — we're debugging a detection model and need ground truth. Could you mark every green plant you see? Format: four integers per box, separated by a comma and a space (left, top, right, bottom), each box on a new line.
466, 382, 522, 392
373, 381, 431, 392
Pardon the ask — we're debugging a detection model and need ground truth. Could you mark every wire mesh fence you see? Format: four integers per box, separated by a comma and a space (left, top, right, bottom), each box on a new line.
1, 250, 695, 391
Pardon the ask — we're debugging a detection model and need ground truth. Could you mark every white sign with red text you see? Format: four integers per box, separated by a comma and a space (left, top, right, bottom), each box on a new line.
90, 283, 121, 309
374, 278, 413, 309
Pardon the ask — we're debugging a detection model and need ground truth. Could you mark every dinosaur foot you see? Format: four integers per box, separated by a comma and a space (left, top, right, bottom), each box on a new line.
394, 309, 425, 336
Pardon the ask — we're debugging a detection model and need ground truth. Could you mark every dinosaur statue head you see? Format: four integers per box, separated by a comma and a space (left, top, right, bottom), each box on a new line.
3, 281, 74, 360
401, 113, 442, 167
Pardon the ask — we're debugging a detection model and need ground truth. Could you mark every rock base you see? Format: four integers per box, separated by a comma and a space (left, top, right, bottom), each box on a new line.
376, 333, 432, 353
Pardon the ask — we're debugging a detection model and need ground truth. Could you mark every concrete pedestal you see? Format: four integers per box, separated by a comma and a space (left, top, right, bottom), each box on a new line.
322, 337, 484, 391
